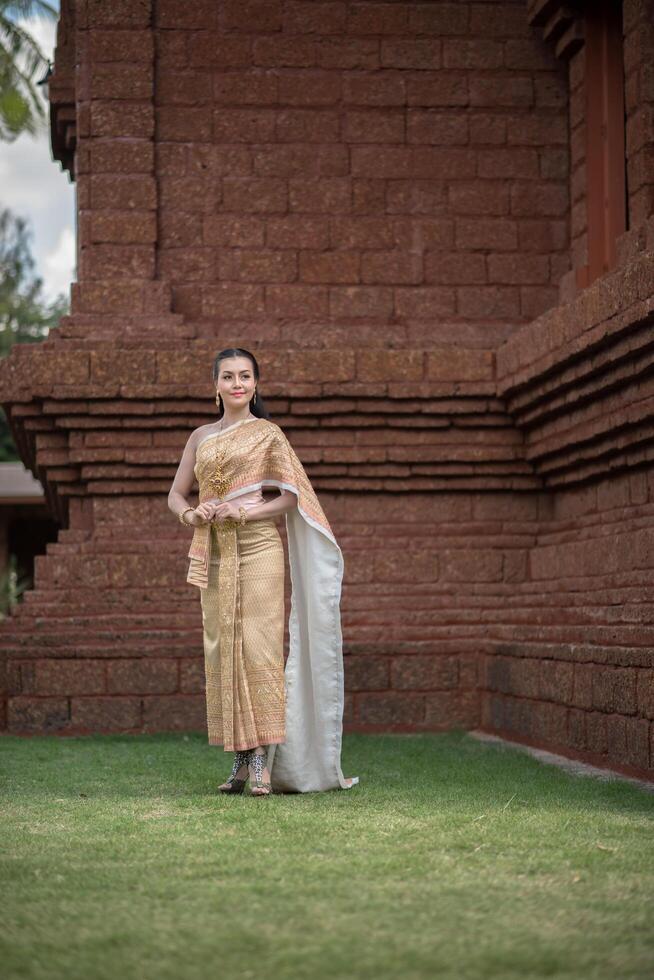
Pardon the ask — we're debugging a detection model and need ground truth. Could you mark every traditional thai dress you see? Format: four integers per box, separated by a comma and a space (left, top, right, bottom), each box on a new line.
187, 416, 357, 794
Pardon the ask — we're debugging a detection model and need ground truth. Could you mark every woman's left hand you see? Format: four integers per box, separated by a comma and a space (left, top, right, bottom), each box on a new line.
211, 501, 242, 523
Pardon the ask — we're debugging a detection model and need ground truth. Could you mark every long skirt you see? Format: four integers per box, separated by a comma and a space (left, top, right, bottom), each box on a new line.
200, 518, 286, 751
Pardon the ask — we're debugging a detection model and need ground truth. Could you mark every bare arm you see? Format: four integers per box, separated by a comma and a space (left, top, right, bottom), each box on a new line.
168, 432, 204, 526
169, 432, 297, 528
210, 490, 297, 521
241, 489, 297, 521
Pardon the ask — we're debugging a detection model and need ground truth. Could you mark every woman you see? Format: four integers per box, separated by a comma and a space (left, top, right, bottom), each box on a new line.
168, 348, 357, 797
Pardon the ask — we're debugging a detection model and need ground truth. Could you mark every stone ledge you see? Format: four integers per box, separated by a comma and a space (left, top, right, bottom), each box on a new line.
469, 730, 654, 792
497, 247, 654, 394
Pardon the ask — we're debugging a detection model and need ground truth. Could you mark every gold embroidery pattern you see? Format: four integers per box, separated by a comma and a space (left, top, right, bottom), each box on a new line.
200, 520, 286, 750
189, 420, 334, 750
187, 419, 334, 590
205, 438, 231, 499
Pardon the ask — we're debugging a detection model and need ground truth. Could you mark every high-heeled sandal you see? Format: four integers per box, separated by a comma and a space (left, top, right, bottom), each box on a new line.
248, 747, 273, 797
218, 749, 252, 794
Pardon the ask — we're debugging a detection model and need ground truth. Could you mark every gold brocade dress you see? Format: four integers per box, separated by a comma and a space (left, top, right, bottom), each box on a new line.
194, 420, 286, 750
187, 416, 358, 793
202, 511, 286, 751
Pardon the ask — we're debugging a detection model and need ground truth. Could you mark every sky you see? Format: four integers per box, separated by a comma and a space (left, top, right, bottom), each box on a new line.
0, 4, 76, 304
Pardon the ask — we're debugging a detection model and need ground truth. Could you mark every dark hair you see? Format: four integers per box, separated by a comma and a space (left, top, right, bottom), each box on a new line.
212, 347, 270, 420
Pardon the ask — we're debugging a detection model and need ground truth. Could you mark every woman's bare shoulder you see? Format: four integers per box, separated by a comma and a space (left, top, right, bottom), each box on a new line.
178, 425, 212, 456
192, 422, 216, 439
187, 417, 278, 447
190, 421, 224, 443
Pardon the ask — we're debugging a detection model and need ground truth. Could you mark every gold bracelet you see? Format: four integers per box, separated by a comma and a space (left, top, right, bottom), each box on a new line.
178, 507, 195, 526
238, 506, 247, 526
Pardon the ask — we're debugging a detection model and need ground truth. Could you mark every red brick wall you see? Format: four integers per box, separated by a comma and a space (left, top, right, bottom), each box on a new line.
6, 470, 653, 780
0, 490, 478, 735
482, 472, 654, 776
4, 485, 536, 738
567, 44, 586, 277
624, 0, 654, 227
337, 488, 539, 732
1, 1, 654, 782
72, 0, 571, 343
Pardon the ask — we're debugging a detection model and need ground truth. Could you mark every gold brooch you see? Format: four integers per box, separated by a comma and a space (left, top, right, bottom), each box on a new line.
207, 442, 230, 499
207, 471, 230, 498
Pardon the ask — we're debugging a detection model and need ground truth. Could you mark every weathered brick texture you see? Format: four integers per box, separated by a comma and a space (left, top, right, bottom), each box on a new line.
1, 1, 653, 781
139, 0, 572, 339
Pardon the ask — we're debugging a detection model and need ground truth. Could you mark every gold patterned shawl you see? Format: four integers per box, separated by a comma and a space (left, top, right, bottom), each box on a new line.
188, 418, 334, 589
187, 417, 357, 793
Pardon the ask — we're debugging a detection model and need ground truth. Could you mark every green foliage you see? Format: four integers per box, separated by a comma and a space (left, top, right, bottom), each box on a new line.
0, 0, 57, 141
0, 206, 69, 460
0, 550, 32, 618
0, 207, 67, 352
0, 409, 15, 459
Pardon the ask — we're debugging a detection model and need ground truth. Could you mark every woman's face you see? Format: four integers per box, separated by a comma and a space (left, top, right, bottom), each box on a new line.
216, 356, 256, 412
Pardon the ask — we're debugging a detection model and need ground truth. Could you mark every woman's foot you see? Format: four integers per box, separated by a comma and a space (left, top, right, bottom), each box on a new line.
248, 745, 273, 796
218, 749, 251, 794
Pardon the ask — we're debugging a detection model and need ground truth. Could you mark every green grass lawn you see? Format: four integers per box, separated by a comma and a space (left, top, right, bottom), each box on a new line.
1, 731, 653, 980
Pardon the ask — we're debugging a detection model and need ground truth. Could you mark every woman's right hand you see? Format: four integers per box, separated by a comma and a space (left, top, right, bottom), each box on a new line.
193, 502, 215, 524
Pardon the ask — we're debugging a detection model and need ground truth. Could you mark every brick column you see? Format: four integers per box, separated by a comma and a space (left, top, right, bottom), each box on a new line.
624, 0, 654, 226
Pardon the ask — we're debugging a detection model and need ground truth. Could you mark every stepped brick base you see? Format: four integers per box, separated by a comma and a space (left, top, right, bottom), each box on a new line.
1, 0, 654, 784
3, 471, 654, 780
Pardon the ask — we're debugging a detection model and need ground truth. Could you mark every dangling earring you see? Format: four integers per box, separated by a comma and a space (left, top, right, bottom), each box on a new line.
215, 392, 222, 406
252, 389, 257, 405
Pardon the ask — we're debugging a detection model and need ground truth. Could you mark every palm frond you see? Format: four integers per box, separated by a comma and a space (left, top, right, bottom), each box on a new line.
1, 2, 58, 21
0, 85, 34, 138
0, 14, 49, 68
0, 6, 51, 141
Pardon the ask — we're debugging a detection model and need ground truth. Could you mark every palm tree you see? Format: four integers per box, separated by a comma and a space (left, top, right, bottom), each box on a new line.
0, 0, 57, 142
